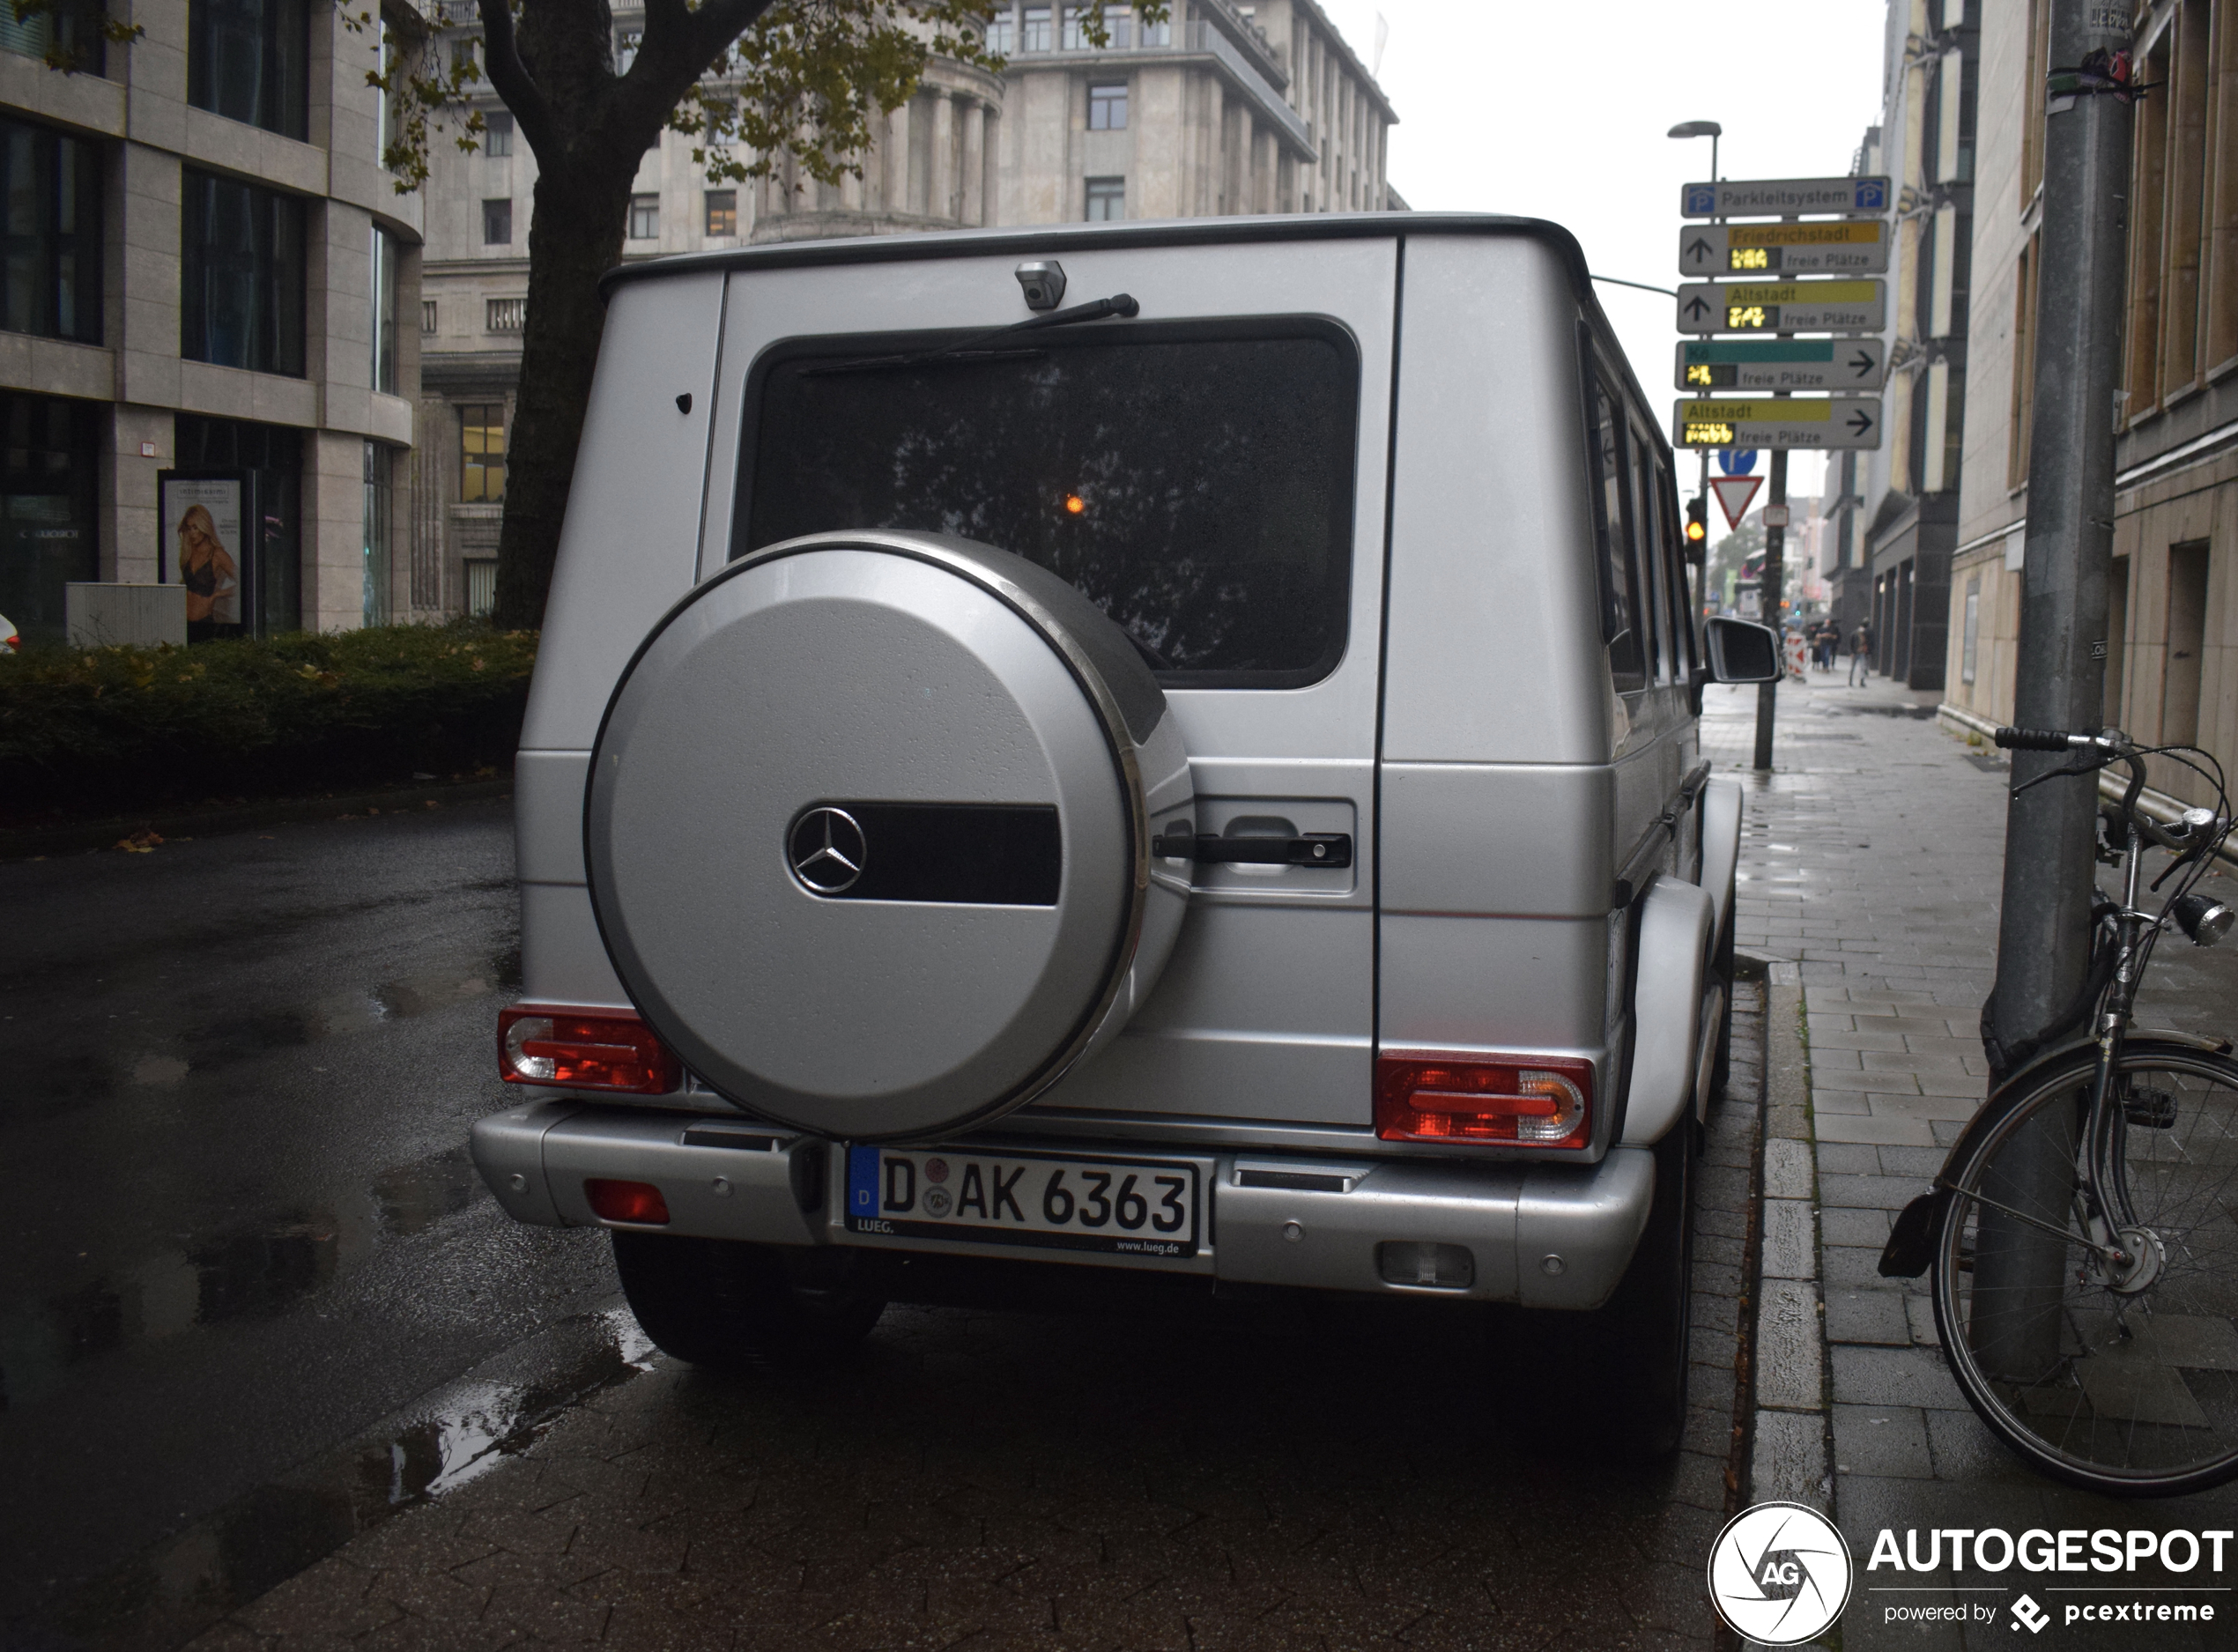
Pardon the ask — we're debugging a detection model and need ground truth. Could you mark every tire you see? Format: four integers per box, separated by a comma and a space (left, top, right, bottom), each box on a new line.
1709, 903, 1737, 1103
612, 1233, 886, 1372
1930, 1041, 2238, 1498
1498, 1121, 1695, 1458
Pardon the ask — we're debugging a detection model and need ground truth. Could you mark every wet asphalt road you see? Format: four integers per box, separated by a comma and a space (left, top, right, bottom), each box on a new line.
0, 800, 619, 1641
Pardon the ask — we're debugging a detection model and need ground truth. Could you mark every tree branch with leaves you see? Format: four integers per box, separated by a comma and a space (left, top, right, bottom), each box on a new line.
367, 0, 1159, 627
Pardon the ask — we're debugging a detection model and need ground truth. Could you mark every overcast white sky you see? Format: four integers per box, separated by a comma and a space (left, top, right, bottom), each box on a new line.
1314, 0, 1891, 504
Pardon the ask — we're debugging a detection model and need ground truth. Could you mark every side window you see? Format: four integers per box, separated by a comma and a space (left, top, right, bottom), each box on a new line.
1622, 418, 1669, 684
1657, 473, 1699, 678
1587, 374, 1648, 693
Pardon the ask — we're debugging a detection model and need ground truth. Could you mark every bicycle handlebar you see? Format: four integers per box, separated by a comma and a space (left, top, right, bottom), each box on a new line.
1994, 727, 2212, 858
1994, 726, 2091, 752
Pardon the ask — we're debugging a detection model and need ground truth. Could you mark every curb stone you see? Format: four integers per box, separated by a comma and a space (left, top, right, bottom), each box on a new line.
1749, 977, 1834, 1512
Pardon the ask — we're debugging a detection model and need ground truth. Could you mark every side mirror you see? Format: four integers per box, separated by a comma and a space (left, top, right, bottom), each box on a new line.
1703, 616, 1783, 684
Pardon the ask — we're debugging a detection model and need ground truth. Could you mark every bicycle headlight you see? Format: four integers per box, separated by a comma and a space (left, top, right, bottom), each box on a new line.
2171, 892, 2236, 947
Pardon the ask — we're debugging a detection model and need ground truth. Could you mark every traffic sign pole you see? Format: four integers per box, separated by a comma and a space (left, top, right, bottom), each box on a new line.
1753, 448, 1788, 771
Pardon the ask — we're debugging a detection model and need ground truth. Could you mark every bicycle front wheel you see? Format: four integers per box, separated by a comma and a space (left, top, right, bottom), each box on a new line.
1932, 1041, 2238, 1497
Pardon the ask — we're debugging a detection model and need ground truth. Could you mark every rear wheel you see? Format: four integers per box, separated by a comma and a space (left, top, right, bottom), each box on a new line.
1495, 1121, 1695, 1457
611, 1233, 886, 1371
1709, 906, 1737, 1102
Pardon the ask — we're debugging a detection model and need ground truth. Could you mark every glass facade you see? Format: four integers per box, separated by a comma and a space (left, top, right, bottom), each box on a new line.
175, 414, 302, 636
370, 226, 397, 394
0, 391, 97, 642
181, 168, 307, 377
0, 115, 102, 344
188, 0, 309, 140
363, 441, 391, 626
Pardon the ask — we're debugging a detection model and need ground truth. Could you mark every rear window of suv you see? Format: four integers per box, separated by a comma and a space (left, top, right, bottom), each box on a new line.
734, 319, 1360, 687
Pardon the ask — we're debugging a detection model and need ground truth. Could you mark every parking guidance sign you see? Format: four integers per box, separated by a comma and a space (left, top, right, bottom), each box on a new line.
1677, 279, 1886, 335
1677, 338, 1886, 392
1673, 397, 1883, 450
1678, 221, 1890, 278
1680, 175, 1891, 218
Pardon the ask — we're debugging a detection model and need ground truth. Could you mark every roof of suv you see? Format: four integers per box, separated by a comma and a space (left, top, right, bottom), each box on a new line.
603, 210, 1587, 297
598, 211, 1657, 457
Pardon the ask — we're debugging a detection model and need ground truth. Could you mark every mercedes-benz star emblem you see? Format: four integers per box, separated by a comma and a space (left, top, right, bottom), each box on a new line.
788, 806, 866, 895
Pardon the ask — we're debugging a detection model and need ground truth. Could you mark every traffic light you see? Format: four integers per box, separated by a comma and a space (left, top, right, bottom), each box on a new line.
1686, 495, 1708, 551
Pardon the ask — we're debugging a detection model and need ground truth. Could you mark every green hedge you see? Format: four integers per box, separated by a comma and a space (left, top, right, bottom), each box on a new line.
0, 622, 538, 823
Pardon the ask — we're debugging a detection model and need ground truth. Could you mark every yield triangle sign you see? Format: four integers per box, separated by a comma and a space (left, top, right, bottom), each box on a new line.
1711, 475, 1764, 530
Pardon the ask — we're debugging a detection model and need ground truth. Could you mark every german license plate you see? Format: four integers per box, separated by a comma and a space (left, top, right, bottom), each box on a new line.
844, 1146, 1200, 1259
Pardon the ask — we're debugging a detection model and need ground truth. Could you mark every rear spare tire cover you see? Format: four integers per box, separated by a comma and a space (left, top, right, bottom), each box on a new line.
586, 530, 1195, 1142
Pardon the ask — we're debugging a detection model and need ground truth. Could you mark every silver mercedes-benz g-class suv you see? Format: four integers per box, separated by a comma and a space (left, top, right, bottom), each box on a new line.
471, 214, 1781, 1455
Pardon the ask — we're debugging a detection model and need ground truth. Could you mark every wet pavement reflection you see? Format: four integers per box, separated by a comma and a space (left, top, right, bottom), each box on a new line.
0, 801, 617, 1645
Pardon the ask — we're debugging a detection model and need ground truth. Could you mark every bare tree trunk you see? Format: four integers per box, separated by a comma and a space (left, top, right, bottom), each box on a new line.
488, 157, 635, 630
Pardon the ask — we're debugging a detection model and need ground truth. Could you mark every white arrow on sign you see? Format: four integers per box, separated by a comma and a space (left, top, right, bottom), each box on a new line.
1710, 475, 1763, 530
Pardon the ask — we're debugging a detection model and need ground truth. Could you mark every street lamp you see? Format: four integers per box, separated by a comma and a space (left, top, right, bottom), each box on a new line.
1667, 119, 1721, 182
1668, 122, 1724, 549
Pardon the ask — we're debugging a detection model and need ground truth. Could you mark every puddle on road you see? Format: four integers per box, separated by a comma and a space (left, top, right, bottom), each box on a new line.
5, 958, 513, 1115
41, 1307, 656, 1652
0, 1146, 491, 1411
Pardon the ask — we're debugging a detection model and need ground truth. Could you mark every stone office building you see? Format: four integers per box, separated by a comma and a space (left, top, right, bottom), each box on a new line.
416, 0, 1398, 615
0, 0, 420, 643
1941, 0, 2238, 816
1845, 0, 1980, 690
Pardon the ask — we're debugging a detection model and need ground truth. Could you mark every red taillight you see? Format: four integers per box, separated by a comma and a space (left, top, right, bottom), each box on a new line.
1375, 1053, 1594, 1149
584, 1178, 671, 1225
498, 1004, 681, 1094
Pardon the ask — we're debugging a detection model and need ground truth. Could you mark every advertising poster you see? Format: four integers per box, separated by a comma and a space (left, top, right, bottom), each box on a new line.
158, 472, 248, 635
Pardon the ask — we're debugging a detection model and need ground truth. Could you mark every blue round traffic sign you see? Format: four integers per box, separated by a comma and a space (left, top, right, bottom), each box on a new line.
1718, 449, 1760, 476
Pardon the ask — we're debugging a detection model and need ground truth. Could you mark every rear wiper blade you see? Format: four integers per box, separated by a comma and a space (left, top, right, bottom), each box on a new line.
803, 293, 1141, 376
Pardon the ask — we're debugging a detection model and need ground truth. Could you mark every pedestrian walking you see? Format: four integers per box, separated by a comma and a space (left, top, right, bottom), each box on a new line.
1846, 620, 1872, 686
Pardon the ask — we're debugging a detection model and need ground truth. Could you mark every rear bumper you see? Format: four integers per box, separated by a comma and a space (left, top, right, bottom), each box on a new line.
471, 1103, 1657, 1310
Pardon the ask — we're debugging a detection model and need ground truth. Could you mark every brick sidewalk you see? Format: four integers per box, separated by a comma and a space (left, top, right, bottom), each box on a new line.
1700, 672, 2238, 1652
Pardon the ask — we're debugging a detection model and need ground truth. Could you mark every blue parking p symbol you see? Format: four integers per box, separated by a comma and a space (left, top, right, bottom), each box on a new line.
1856, 179, 1887, 211
1685, 185, 1716, 215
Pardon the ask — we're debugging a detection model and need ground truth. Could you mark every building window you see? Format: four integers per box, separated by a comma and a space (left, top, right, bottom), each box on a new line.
1061, 4, 1087, 48
1960, 575, 1980, 685
363, 441, 392, 626
369, 226, 398, 395
483, 110, 512, 158
188, 0, 309, 140
1085, 176, 1124, 221
985, 7, 1014, 53
181, 168, 306, 377
1020, 4, 1050, 50
1137, 9, 1170, 46
616, 26, 640, 72
482, 196, 511, 245
0, 0, 107, 75
2008, 233, 2038, 487
0, 392, 97, 642
464, 558, 496, 617
421, 298, 438, 333
628, 194, 658, 240
485, 295, 524, 333
460, 404, 505, 502
1088, 82, 1128, 130
450, 33, 477, 75
0, 116, 103, 345
704, 189, 737, 237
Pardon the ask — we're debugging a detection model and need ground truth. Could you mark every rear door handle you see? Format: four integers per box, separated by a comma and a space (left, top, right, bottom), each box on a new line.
1151, 833, 1352, 868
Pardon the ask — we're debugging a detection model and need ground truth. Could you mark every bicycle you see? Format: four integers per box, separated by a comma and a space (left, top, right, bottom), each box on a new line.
1879, 723, 2238, 1497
